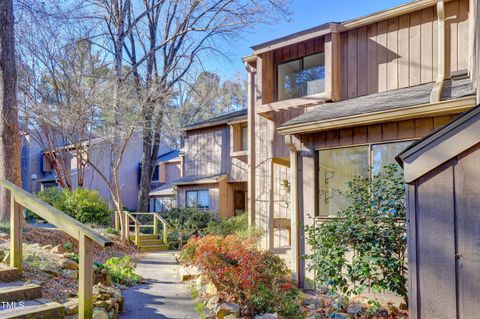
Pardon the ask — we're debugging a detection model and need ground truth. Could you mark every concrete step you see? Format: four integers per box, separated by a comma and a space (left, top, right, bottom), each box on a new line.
0, 283, 42, 303
0, 299, 64, 319
138, 244, 169, 252
0, 266, 18, 283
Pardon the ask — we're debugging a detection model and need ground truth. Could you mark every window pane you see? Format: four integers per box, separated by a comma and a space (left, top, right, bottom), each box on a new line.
302, 53, 325, 95
152, 165, 159, 181
197, 190, 210, 209
277, 59, 302, 101
186, 191, 197, 208
242, 127, 248, 151
318, 146, 369, 217
372, 141, 413, 175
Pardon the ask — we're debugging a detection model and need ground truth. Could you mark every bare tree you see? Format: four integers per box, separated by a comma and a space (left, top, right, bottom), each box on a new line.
122, 0, 291, 212
0, 0, 21, 222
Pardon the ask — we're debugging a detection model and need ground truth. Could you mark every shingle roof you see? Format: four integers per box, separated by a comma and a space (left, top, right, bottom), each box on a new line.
149, 183, 175, 196
172, 173, 227, 185
280, 78, 475, 129
184, 109, 247, 131
156, 150, 180, 163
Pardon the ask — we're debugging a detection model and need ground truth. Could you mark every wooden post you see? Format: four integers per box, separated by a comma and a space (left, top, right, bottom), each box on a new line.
78, 234, 94, 319
163, 223, 168, 245
153, 216, 158, 237
114, 211, 120, 232
124, 212, 129, 242
10, 194, 22, 274
135, 222, 140, 246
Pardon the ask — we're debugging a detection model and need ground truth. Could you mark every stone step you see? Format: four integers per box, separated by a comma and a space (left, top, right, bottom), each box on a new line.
0, 266, 18, 283
138, 244, 169, 252
0, 299, 64, 319
0, 283, 42, 303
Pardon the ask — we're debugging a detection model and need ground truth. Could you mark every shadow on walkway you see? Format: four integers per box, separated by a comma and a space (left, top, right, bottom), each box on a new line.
121, 251, 198, 319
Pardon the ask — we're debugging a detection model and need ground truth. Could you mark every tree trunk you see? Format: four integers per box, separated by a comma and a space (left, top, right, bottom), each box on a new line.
137, 118, 154, 212
0, 0, 21, 222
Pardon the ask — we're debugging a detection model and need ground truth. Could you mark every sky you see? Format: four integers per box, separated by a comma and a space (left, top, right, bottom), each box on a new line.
205, 0, 411, 79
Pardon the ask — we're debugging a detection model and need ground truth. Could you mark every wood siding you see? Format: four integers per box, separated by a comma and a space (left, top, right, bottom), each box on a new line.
340, 0, 469, 99
407, 143, 480, 319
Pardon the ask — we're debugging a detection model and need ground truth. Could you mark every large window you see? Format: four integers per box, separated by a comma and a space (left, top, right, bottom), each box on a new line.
186, 190, 210, 209
277, 52, 325, 101
317, 141, 412, 217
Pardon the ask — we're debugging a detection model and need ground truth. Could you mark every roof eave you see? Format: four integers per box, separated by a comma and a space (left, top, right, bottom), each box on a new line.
277, 96, 476, 135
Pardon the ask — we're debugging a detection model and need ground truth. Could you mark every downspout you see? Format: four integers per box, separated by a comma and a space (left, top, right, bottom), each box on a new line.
430, 0, 446, 102
245, 60, 256, 227
285, 134, 300, 285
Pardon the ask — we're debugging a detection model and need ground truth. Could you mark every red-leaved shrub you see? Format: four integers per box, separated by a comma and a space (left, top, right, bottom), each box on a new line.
180, 234, 304, 318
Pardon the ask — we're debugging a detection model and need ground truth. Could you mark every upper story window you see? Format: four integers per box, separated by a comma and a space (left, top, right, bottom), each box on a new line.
241, 126, 248, 151
152, 165, 159, 182
277, 52, 325, 101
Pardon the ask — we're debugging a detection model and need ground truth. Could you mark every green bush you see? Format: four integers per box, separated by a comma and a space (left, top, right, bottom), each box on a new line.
103, 255, 140, 286
206, 213, 248, 236
35, 188, 111, 226
304, 164, 407, 301
161, 207, 216, 236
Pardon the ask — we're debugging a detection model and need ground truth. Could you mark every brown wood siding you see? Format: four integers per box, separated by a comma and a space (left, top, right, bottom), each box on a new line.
299, 115, 457, 149
184, 125, 229, 177
338, 0, 469, 100
407, 143, 480, 319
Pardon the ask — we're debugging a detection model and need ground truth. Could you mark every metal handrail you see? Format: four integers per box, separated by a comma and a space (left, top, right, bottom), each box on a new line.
0, 180, 111, 319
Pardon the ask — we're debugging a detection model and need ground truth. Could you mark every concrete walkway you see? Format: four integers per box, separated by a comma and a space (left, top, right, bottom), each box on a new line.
121, 251, 199, 319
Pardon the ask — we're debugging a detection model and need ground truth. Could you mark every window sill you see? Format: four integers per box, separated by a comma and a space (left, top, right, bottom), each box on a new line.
230, 150, 248, 157
257, 91, 331, 118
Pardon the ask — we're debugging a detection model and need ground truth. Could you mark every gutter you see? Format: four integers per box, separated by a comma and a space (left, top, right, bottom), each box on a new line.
430, 0, 446, 103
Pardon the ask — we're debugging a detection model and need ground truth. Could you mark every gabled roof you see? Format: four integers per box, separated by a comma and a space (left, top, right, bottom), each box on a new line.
278, 78, 475, 134
156, 149, 180, 163
184, 109, 247, 131
172, 173, 227, 186
396, 104, 480, 183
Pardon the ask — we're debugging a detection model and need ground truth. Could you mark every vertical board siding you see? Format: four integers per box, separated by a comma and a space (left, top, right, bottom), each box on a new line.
455, 144, 480, 319
416, 163, 457, 319
184, 126, 225, 177
339, 0, 469, 99
298, 115, 458, 150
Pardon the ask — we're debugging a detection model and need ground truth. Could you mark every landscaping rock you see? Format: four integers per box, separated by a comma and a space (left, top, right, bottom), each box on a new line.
255, 313, 278, 319
63, 298, 79, 315
179, 265, 200, 281
62, 269, 78, 279
92, 307, 109, 319
332, 313, 353, 319
206, 295, 220, 310
59, 258, 79, 270
216, 302, 240, 319
223, 315, 237, 319
41, 244, 53, 250
205, 282, 218, 296
51, 244, 66, 254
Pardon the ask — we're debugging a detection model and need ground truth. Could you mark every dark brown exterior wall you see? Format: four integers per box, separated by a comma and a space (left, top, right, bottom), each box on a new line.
407, 142, 480, 319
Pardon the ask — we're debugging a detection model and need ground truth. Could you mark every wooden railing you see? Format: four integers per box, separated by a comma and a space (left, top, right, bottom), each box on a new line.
116, 211, 169, 246
0, 180, 112, 319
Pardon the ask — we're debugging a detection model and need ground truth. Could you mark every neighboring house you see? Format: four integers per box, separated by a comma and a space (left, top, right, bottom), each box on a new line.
148, 149, 182, 212
174, 109, 248, 218
21, 130, 171, 210
244, 0, 478, 286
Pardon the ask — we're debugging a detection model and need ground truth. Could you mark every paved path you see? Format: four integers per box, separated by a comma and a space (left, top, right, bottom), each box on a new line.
121, 251, 199, 319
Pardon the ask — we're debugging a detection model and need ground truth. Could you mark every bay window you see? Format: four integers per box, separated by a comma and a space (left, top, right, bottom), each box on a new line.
317, 141, 412, 217
277, 52, 325, 101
